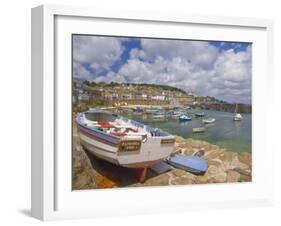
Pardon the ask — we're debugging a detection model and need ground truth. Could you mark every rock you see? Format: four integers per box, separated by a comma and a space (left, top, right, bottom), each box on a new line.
212, 172, 227, 183
142, 174, 170, 186
78, 173, 93, 185
209, 144, 219, 150
201, 141, 209, 146
229, 168, 252, 182
204, 149, 225, 160
233, 168, 252, 176
239, 174, 252, 182
221, 155, 249, 171
208, 159, 224, 167
73, 153, 88, 174
238, 152, 252, 167
172, 146, 184, 154
185, 172, 196, 180
72, 150, 99, 189
172, 169, 186, 177
74, 165, 84, 174
191, 140, 203, 148
171, 177, 194, 185
185, 138, 193, 144
184, 148, 195, 156
207, 165, 221, 175
175, 136, 186, 143
202, 143, 212, 151
73, 171, 96, 189
226, 170, 241, 182
218, 151, 237, 162
205, 165, 227, 183
194, 175, 209, 184
231, 156, 249, 170
177, 142, 193, 150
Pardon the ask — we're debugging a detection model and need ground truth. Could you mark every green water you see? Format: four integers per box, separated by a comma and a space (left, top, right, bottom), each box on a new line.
125, 109, 252, 153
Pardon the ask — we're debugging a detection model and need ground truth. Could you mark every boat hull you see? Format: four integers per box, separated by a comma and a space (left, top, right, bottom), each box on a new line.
202, 119, 216, 124
179, 118, 191, 122
77, 123, 175, 169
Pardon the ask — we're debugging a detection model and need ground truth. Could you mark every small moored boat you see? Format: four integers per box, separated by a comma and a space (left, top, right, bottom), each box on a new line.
233, 104, 243, 121
133, 107, 144, 115
146, 107, 161, 114
179, 115, 192, 122
192, 127, 206, 133
195, 112, 205, 117
122, 108, 134, 114
152, 112, 165, 119
233, 113, 243, 121
202, 118, 216, 124
166, 111, 181, 119
76, 108, 175, 182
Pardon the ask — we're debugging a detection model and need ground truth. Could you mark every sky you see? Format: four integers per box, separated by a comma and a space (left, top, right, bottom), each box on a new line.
73, 35, 252, 104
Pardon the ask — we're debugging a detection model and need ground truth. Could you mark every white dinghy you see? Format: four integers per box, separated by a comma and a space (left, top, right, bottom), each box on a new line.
202, 118, 216, 124
233, 104, 243, 121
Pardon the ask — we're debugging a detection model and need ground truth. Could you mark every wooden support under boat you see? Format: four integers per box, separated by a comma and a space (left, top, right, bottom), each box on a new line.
135, 167, 148, 183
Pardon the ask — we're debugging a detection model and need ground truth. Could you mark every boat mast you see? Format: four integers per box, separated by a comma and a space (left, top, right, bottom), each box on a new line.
235, 104, 238, 114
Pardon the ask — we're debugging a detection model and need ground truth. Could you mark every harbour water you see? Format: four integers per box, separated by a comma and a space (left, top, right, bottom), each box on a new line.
124, 109, 252, 153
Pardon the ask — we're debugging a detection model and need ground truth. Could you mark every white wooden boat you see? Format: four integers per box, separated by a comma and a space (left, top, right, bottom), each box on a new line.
76, 108, 175, 182
202, 118, 216, 124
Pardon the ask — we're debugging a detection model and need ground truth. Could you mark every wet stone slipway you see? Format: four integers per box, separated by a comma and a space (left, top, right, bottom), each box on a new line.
72, 133, 252, 190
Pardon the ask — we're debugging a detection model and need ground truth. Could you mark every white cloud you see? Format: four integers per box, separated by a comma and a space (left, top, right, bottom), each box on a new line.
138, 39, 219, 69
73, 62, 92, 80
73, 36, 124, 73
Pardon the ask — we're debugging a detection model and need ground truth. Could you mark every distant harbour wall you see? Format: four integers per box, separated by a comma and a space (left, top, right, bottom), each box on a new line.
104, 99, 170, 106
195, 103, 252, 113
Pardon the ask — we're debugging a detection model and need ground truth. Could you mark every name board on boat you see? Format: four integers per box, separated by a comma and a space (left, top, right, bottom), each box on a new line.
118, 140, 141, 152
161, 138, 176, 145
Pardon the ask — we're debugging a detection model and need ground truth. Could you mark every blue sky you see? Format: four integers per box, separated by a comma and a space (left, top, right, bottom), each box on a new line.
73, 35, 252, 104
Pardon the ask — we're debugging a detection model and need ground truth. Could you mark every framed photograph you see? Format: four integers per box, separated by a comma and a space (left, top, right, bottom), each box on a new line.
31, 4, 274, 221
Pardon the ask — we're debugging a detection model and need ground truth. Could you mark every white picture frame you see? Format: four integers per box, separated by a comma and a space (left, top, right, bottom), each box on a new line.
31, 4, 274, 221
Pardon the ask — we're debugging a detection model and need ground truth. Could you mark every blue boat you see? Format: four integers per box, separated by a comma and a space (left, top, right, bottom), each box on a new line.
167, 155, 208, 174
179, 115, 192, 122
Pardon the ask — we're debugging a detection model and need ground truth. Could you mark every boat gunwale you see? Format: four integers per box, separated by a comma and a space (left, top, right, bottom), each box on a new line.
78, 124, 120, 145
76, 109, 173, 141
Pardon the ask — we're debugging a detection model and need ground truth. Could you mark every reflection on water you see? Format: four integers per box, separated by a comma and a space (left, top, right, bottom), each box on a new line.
124, 109, 251, 153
